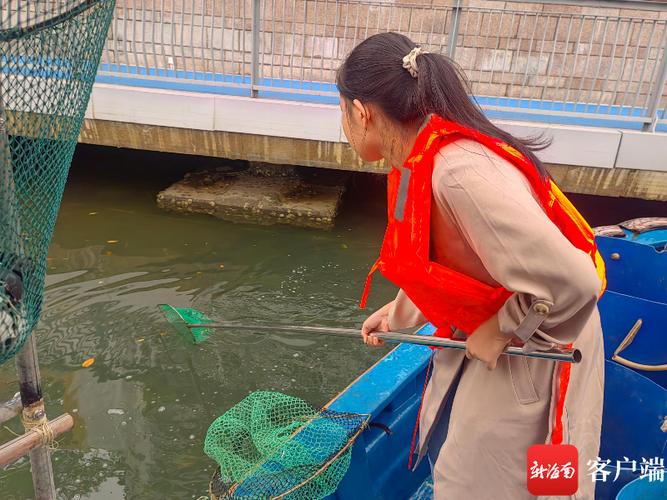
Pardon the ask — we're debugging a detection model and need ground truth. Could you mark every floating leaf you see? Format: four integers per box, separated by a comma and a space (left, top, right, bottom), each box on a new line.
82, 358, 95, 368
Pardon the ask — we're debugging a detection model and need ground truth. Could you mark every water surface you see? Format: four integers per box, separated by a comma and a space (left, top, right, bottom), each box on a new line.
0, 146, 395, 499
1, 145, 663, 499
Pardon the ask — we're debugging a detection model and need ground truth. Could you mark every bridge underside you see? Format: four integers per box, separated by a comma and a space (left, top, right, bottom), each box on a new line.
80, 123, 667, 203
78, 84, 667, 202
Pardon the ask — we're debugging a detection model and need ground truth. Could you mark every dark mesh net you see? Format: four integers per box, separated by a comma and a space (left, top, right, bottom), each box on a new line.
205, 391, 369, 499
0, 0, 115, 363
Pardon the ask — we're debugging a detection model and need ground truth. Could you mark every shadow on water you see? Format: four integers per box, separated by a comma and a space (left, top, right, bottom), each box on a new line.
0, 144, 664, 499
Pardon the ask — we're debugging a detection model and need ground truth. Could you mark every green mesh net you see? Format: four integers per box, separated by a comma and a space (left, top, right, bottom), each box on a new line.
0, 1, 114, 364
205, 391, 369, 499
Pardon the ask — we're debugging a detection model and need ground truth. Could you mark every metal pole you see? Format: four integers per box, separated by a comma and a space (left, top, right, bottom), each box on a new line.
184, 322, 582, 363
250, 0, 261, 97
447, 0, 462, 59
643, 37, 667, 132
15, 334, 56, 500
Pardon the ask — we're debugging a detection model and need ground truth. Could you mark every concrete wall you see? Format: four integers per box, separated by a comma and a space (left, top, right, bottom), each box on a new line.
81, 83, 667, 200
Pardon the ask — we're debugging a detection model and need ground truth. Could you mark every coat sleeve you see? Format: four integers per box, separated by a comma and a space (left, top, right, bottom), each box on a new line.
431, 140, 602, 345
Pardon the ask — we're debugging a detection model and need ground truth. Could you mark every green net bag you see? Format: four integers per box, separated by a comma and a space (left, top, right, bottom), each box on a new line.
0, 0, 114, 363
205, 391, 369, 499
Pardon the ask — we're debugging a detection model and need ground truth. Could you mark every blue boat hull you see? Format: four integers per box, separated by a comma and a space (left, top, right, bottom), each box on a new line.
596, 231, 667, 389
328, 328, 667, 499
327, 338, 432, 499
598, 291, 667, 388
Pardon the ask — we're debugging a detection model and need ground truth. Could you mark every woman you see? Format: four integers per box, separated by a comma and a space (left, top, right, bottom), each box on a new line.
337, 33, 605, 499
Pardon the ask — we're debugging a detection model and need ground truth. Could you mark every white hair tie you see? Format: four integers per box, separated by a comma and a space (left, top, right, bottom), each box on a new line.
402, 46, 428, 78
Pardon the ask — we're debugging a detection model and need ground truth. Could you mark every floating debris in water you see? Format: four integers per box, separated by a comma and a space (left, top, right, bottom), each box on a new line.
81, 358, 95, 368
106, 240, 119, 244
107, 409, 125, 416
125, 375, 132, 380
189, 434, 195, 440
293, 353, 299, 357
158, 406, 166, 412
88, 212, 98, 215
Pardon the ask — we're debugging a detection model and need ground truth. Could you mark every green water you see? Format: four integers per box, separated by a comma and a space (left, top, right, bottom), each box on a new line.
0, 146, 396, 499
1, 146, 664, 499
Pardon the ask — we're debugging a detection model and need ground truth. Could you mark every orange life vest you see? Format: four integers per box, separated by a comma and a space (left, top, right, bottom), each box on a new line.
360, 114, 606, 445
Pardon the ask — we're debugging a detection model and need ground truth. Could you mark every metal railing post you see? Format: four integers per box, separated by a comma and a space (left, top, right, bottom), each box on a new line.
250, 0, 261, 98
447, 0, 462, 59
643, 37, 667, 132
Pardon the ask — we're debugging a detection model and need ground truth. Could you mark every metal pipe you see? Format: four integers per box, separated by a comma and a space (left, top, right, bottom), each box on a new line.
250, 0, 260, 97
447, 0, 462, 59
643, 35, 667, 131
185, 322, 582, 363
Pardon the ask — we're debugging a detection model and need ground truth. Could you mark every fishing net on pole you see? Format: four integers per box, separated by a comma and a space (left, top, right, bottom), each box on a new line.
0, 0, 115, 364
205, 391, 369, 499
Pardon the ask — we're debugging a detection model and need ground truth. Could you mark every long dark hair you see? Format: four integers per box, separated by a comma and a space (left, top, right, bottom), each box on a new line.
336, 32, 550, 177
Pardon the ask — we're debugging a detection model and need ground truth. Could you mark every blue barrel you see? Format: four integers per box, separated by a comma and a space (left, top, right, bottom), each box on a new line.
616, 475, 667, 499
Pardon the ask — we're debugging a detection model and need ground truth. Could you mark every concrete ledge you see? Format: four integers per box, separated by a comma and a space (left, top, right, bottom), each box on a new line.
547, 164, 667, 201
213, 95, 341, 142
498, 121, 622, 169
81, 83, 667, 200
79, 118, 382, 172
90, 84, 214, 130
87, 83, 639, 172
616, 130, 667, 172
89, 83, 341, 142
156, 166, 348, 229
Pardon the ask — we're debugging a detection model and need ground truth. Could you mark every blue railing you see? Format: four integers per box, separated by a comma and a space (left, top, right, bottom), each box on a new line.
98, 0, 667, 132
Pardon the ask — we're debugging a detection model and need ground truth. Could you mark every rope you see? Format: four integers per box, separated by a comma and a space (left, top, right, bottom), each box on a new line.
21, 402, 58, 450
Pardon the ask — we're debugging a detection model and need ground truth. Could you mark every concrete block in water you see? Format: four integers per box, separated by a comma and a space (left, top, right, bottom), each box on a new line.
156, 166, 347, 229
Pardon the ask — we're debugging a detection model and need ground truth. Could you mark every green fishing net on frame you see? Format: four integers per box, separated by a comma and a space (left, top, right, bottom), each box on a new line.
0, 0, 115, 363
205, 391, 370, 499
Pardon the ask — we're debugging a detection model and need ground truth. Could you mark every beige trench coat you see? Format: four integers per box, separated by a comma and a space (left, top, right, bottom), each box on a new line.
387, 139, 605, 500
